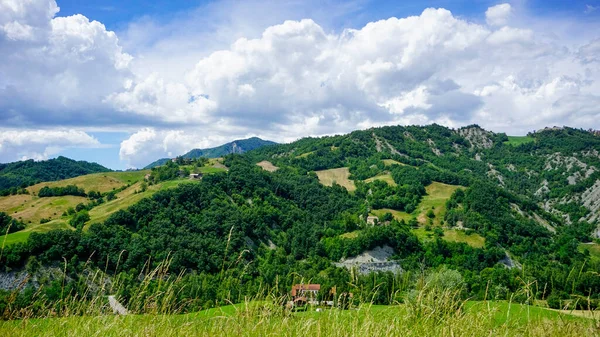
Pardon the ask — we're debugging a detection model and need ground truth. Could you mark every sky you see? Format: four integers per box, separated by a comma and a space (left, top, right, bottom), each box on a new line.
0, 0, 599, 170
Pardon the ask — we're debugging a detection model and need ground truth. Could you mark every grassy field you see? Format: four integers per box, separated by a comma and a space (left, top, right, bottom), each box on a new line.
364, 172, 397, 186
0, 300, 594, 337
415, 182, 463, 225
412, 228, 486, 248
0, 194, 88, 225
85, 179, 195, 228
371, 182, 463, 226
578, 242, 600, 261
0, 168, 211, 244
505, 136, 535, 146
256, 160, 279, 172
2, 219, 72, 246
26, 171, 148, 195
315, 167, 356, 192
382, 159, 406, 166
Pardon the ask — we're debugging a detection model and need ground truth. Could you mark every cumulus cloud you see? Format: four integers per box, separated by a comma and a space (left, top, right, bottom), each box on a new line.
486, 3, 512, 26
119, 128, 233, 168
0, 129, 100, 162
1, 0, 600, 167
0, 0, 133, 127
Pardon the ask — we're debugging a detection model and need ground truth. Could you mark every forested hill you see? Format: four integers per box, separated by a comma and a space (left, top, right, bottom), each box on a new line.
247, 124, 600, 234
2, 124, 600, 316
0, 156, 110, 194
144, 137, 277, 168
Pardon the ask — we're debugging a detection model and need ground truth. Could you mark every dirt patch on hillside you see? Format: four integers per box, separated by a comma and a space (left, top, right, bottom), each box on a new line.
256, 161, 279, 172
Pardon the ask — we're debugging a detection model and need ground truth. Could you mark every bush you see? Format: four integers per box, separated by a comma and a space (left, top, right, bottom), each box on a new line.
546, 294, 562, 309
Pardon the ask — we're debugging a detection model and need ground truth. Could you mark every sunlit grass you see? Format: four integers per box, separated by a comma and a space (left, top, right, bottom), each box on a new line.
504, 136, 535, 146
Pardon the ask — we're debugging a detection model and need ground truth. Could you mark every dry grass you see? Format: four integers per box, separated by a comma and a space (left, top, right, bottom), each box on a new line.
364, 173, 397, 186
0, 195, 87, 225
315, 167, 356, 192
27, 171, 148, 195
256, 161, 279, 172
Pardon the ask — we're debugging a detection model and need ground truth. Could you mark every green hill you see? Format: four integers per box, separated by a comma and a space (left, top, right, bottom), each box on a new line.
144, 137, 277, 168
0, 156, 110, 194
2, 124, 600, 329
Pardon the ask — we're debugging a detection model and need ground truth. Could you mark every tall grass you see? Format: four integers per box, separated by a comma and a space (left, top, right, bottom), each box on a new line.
1, 262, 598, 336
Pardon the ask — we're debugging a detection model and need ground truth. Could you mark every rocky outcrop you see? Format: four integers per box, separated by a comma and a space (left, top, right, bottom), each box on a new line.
334, 245, 402, 275
457, 126, 494, 149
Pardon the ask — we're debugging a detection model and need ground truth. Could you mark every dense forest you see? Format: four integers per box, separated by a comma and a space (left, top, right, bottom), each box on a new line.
1, 124, 600, 317
0, 156, 110, 195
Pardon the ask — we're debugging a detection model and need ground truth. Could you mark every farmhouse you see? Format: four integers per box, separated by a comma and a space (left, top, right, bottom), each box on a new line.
366, 215, 378, 226
291, 284, 320, 305
189, 173, 202, 179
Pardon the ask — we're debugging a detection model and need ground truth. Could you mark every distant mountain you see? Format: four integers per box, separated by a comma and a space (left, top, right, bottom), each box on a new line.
0, 156, 111, 192
144, 137, 277, 169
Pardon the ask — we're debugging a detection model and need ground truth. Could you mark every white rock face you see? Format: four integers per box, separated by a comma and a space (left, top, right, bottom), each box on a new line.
334, 245, 402, 275
457, 127, 494, 149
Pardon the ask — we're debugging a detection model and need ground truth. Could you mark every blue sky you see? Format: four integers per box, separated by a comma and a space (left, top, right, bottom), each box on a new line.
1, 0, 599, 169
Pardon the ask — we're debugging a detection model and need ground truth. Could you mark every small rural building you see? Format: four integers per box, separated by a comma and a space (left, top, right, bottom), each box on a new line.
189, 173, 202, 179
291, 284, 320, 305
366, 216, 378, 226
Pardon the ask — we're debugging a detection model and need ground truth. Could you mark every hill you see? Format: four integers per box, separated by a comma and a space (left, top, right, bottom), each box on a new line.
144, 137, 277, 168
1, 124, 599, 326
0, 156, 110, 194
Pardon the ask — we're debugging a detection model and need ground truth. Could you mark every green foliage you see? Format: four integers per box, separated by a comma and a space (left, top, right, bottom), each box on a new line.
0, 212, 25, 234
38, 185, 86, 197
0, 156, 109, 193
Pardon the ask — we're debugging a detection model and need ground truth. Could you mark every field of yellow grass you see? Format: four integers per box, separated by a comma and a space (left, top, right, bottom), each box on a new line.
26, 171, 148, 195
315, 167, 356, 192
256, 161, 279, 172
364, 172, 397, 186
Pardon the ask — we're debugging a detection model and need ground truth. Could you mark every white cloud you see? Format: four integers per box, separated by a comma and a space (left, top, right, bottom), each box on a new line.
0, 129, 100, 162
1, 1, 600, 167
119, 128, 231, 168
486, 3, 512, 27
0, 0, 133, 127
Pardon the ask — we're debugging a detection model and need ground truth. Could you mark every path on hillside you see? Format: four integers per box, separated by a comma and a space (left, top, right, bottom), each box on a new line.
108, 295, 128, 315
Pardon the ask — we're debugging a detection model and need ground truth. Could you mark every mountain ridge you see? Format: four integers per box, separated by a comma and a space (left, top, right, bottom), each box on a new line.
144, 136, 277, 169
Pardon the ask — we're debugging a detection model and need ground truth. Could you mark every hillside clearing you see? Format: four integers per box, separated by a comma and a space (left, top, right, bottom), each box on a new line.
256, 161, 279, 172
86, 179, 194, 228
370, 182, 463, 226
415, 182, 463, 225
412, 228, 485, 248
2, 219, 72, 245
505, 136, 535, 146
382, 159, 406, 166
0, 194, 88, 225
364, 173, 397, 186
27, 171, 148, 195
315, 167, 356, 192
578, 242, 600, 261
